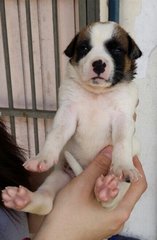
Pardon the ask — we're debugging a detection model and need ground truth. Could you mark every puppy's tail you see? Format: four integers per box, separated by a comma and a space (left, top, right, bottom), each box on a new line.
64, 151, 83, 176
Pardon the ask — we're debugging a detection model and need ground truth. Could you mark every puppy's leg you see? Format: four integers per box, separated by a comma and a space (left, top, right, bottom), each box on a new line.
23, 105, 77, 172
112, 114, 140, 182
2, 170, 70, 215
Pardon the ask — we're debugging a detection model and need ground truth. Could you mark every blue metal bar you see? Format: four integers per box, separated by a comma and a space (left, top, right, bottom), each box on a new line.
109, 235, 140, 240
108, 0, 119, 23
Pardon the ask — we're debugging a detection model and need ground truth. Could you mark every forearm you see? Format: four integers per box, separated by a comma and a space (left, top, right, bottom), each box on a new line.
33, 211, 80, 240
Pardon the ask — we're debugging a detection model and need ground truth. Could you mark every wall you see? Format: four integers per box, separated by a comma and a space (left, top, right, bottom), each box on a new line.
101, 0, 157, 239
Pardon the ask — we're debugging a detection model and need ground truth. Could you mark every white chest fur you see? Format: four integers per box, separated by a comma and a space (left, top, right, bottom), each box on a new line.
59, 80, 138, 168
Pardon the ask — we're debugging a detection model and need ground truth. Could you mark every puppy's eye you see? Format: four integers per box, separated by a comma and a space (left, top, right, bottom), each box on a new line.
77, 41, 91, 57
76, 40, 91, 61
79, 44, 90, 53
112, 47, 124, 54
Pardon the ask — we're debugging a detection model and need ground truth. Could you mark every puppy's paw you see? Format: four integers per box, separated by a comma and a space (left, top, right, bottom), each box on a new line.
111, 163, 141, 182
23, 153, 57, 172
2, 186, 32, 211
94, 174, 119, 203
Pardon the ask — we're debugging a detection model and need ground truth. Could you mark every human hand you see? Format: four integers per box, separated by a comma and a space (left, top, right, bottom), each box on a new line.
33, 147, 147, 240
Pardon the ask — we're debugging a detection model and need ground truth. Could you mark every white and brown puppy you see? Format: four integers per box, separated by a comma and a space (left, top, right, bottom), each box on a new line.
2, 21, 142, 214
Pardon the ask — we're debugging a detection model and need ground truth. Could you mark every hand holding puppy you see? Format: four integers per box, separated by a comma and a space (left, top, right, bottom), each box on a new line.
33, 147, 147, 240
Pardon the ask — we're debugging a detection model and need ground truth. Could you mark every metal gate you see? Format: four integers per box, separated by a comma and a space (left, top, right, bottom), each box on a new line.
0, 0, 118, 157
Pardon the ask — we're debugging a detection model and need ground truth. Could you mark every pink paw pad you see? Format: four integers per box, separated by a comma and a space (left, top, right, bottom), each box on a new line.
94, 174, 119, 202
23, 159, 50, 172
2, 186, 32, 210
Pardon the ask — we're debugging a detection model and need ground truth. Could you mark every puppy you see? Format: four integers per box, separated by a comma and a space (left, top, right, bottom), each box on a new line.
2, 21, 142, 214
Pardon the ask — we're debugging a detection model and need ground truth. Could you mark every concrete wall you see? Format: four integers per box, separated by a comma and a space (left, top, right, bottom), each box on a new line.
120, 0, 157, 239
101, 0, 157, 239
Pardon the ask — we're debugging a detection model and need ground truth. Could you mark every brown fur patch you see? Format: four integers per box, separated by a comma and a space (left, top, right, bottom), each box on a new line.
114, 24, 129, 50
113, 24, 137, 79
124, 56, 132, 73
70, 25, 91, 64
71, 22, 105, 64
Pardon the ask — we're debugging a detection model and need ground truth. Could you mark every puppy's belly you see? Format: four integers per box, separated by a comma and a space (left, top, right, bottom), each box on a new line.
64, 134, 139, 170
65, 136, 111, 168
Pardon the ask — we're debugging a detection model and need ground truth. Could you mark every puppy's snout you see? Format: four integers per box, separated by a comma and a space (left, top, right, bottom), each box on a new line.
92, 60, 106, 75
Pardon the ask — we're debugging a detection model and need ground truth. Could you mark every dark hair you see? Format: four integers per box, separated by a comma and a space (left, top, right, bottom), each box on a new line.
0, 120, 30, 207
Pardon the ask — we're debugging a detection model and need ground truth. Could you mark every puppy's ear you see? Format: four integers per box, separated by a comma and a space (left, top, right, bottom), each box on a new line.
64, 34, 79, 58
127, 35, 142, 60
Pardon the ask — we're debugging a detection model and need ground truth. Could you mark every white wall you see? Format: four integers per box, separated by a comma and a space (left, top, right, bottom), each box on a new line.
120, 0, 157, 239
100, 0, 157, 239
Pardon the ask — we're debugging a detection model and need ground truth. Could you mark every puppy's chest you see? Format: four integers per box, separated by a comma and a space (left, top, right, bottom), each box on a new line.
75, 95, 116, 140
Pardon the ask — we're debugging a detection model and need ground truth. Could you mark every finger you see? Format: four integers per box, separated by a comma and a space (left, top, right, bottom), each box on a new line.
80, 146, 112, 189
116, 157, 147, 214
133, 156, 144, 174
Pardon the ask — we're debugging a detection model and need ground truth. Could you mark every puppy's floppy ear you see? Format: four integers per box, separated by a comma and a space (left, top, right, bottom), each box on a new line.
64, 34, 79, 58
127, 35, 142, 60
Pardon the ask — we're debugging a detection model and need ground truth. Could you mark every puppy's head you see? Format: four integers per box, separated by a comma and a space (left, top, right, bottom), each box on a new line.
64, 22, 142, 92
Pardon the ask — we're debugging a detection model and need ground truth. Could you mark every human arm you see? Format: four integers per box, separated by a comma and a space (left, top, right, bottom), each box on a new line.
33, 148, 147, 240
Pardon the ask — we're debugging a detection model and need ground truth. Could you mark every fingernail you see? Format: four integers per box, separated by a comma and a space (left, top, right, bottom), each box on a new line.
101, 147, 112, 159
102, 151, 112, 159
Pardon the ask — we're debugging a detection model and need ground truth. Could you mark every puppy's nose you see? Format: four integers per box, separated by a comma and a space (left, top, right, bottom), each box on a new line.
92, 60, 106, 75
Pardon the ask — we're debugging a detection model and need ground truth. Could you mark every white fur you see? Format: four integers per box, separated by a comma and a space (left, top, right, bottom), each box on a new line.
29, 61, 139, 213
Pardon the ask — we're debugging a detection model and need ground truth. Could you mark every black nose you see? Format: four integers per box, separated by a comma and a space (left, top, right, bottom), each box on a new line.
92, 60, 106, 75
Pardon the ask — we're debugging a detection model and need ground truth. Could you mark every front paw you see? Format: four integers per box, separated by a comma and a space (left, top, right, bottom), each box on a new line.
2, 186, 32, 211
23, 152, 58, 172
94, 174, 119, 203
111, 163, 141, 182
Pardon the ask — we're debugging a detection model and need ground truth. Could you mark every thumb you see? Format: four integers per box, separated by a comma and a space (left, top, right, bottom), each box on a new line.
80, 146, 112, 189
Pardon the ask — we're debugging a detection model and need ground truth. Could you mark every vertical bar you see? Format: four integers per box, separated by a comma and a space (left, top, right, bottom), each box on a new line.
25, 0, 39, 154
79, 0, 87, 29
0, 0, 16, 136
87, 0, 100, 23
95, 0, 100, 21
74, 0, 79, 33
17, 0, 30, 153
87, 0, 95, 23
79, 0, 100, 29
52, 0, 60, 108
108, 0, 119, 23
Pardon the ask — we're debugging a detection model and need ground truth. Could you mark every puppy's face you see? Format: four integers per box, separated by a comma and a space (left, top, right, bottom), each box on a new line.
64, 22, 142, 90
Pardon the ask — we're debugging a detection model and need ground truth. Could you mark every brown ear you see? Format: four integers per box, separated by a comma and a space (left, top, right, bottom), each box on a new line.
127, 35, 142, 60
64, 34, 79, 58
